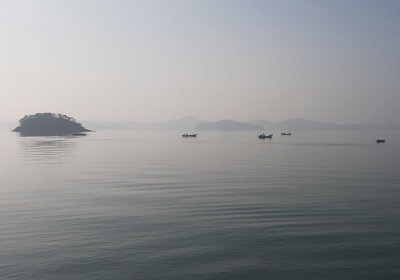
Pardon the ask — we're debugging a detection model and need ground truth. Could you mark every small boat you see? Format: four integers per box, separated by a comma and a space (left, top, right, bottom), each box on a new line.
259, 133, 273, 139
376, 139, 385, 143
281, 132, 292, 135
73, 133, 87, 136
182, 133, 197, 137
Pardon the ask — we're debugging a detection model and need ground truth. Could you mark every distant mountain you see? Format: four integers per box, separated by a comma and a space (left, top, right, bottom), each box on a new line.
80, 121, 126, 131
273, 118, 339, 131
272, 118, 400, 130
361, 120, 400, 130
245, 118, 400, 131
151, 116, 209, 130
243, 118, 340, 130
195, 120, 264, 131
81, 116, 208, 131
79, 117, 400, 132
359, 120, 400, 127
245, 120, 275, 129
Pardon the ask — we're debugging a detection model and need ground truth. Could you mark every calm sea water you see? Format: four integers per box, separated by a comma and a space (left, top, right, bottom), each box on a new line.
1, 130, 399, 279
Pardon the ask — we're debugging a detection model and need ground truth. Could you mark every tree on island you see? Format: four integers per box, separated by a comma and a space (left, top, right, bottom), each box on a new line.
12, 113, 92, 135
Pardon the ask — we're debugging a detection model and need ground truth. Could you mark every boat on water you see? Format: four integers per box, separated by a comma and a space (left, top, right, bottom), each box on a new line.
73, 133, 87, 136
281, 132, 292, 135
182, 133, 197, 137
376, 139, 385, 143
259, 133, 273, 139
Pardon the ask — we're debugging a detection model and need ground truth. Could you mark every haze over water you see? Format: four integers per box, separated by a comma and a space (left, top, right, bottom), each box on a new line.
1, 130, 399, 279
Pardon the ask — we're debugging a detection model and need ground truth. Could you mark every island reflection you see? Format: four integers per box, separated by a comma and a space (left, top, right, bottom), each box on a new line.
19, 135, 78, 163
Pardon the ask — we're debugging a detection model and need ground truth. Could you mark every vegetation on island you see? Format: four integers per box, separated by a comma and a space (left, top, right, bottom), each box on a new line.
12, 113, 91, 135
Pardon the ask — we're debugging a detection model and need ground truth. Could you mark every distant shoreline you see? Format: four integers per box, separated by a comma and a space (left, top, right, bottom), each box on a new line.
2, 117, 399, 132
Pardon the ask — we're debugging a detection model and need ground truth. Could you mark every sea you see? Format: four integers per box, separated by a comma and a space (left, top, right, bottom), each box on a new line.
0, 130, 399, 279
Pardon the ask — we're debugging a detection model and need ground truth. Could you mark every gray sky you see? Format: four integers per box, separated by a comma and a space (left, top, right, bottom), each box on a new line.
1, 0, 399, 124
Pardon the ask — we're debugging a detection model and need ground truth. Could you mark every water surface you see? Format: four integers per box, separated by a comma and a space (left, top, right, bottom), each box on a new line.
1, 130, 399, 279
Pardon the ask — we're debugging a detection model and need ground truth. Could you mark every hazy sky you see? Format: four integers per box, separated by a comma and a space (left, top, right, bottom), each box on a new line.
1, 0, 399, 123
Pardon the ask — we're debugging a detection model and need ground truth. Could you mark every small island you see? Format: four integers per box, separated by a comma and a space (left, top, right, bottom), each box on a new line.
12, 113, 92, 136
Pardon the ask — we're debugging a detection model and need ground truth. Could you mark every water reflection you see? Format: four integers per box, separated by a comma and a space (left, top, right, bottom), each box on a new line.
19, 135, 78, 163
18, 132, 76, 137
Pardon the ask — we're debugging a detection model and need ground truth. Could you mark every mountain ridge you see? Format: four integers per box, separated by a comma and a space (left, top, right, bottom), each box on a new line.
195, 119, 263, 131
13, 116, 396, 131
244, 118, 400, 131
81, 116, 208, 131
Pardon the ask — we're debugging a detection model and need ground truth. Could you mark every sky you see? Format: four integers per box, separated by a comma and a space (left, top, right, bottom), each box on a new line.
1, 0, 400, 124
